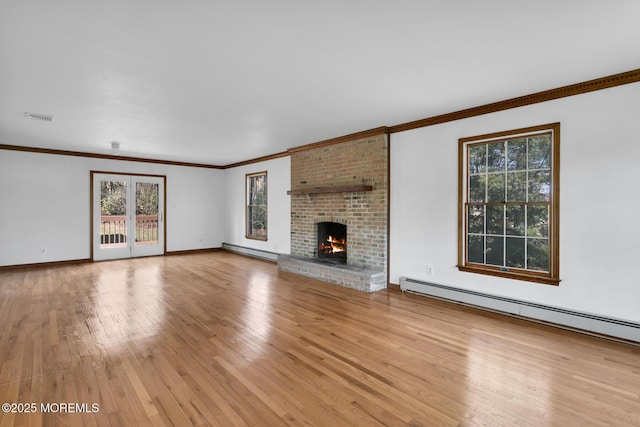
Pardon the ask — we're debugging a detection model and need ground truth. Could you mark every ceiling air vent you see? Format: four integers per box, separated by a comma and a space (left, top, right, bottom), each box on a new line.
24, 112, 55, 122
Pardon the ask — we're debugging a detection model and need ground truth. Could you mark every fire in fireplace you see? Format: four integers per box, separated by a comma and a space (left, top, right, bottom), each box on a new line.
317, 222, 347, 263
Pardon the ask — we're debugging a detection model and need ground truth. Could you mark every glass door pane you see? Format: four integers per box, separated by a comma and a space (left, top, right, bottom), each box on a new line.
100, 180, 128, 248
130, 176, 164, 258
135, 182, 159, 246
93, 174, 132, 261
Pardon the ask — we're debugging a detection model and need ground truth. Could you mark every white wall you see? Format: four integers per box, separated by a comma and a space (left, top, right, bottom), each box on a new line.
0, 150, 225, 266
223, 156, 291, 254
390, 82, 640, 322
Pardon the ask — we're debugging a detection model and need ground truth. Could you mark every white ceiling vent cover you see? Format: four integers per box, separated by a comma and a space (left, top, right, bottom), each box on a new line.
24, 112, 55, 122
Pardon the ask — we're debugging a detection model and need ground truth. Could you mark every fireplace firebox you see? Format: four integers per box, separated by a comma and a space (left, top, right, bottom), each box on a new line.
317, 222, 347, 264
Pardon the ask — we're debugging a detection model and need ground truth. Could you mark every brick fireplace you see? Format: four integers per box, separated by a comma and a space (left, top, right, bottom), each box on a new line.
277, 131, 389, 292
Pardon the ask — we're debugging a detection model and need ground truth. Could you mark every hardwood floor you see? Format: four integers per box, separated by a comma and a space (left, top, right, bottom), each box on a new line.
1, 252, 639, 426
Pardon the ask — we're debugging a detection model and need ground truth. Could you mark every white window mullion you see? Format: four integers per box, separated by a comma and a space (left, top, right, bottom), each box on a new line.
503, 141, 507, 267
524, 204, 529, 270
484, 144, 489, 263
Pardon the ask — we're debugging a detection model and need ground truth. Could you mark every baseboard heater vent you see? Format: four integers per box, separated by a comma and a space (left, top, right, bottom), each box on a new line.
399, 277, 640, 343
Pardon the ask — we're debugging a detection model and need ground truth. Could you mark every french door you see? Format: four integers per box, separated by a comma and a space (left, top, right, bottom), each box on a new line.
92, 172, 165, 261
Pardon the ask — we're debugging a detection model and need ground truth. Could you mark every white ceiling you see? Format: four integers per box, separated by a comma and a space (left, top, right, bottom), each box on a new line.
1, 1, 639, 166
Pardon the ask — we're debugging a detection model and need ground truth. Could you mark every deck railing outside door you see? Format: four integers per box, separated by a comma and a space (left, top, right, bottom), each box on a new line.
100, 215, 159, 247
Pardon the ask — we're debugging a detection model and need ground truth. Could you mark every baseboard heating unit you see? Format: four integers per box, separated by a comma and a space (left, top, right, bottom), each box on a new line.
222, 243, 279, 262
399, 277, 640, 343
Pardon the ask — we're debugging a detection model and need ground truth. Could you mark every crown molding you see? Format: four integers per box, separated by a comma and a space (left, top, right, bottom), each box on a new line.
0, 144, 225, 169
223, 151, 290, 169
389, 68, 640, 134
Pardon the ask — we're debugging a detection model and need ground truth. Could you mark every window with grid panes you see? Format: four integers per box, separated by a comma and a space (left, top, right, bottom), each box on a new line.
458, 123, 560, 285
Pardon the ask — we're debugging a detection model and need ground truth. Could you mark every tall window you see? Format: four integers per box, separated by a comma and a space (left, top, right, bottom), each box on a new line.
246, 171, 267, 240
458, 123, 560, 285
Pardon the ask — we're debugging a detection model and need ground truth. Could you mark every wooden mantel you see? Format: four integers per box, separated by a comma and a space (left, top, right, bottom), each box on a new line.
286, 184, 373, 195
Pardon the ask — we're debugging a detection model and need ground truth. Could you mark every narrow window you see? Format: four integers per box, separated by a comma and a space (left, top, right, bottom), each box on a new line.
458, 123, 560, 285
246, 171, 267, 240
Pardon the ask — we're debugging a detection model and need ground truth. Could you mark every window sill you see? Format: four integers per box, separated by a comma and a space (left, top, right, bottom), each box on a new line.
246, 235, 267, 241
457, 265, 560, 286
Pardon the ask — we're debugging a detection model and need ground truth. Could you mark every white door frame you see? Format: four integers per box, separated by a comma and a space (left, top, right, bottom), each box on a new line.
91, 171, 166, 261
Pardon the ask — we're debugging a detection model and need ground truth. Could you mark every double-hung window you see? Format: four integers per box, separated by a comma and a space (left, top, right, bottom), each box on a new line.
246, 171, 267, 240
458, 123, 560, 285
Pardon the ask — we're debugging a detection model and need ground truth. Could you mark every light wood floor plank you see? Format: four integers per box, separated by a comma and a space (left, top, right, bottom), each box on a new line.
0, 251, 639, 426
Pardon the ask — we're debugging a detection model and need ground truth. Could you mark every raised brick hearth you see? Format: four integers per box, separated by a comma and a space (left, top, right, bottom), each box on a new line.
278, 132, 389, 292
278, 255, 386, 292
